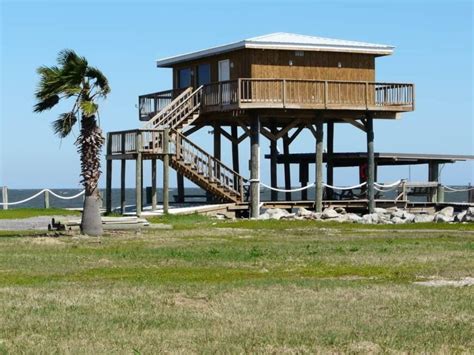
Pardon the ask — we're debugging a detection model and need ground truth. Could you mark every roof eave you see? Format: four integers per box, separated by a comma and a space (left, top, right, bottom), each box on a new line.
156, 40, 394, 67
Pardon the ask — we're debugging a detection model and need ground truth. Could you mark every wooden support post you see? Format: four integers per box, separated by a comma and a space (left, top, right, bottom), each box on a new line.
136, 131, 142, 217
283, 134, 291, 201
366, 116, 375, 213
177, 173, 184, 203
151, 158, 157, 211
163, 129, 170, 214
106, 159, 112, 214
300, 163, 309, 201
209, 124, 221, 202
44, 190, 50, 209
120, 160, 126, 215
326, 121, 334, 200
250, 115, 260, 218
428, 162, 440, 203
315, 121, 324, 212
231, 125, 240, 173
270, 125, 278, 201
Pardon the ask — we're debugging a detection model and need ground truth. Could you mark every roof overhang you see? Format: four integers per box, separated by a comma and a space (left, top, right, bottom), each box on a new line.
156, 33, 395, 67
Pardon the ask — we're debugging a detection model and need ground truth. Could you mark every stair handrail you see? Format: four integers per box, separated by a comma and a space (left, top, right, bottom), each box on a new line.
143, 87, 193, 129
147, 86, 203, 130
172, 129, 244, 196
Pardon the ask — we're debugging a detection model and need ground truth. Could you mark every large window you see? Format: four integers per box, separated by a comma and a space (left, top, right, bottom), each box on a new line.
197, 64, 211, 86
178, 68, 191, 88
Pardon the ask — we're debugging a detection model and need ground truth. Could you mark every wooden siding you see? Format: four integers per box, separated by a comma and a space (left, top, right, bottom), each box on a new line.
249, 49, 375, 82
172, 49, 251, 89
171, 48, 376, 89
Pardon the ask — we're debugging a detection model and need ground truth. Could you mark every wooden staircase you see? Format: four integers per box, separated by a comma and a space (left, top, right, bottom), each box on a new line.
143, 86, 245, 203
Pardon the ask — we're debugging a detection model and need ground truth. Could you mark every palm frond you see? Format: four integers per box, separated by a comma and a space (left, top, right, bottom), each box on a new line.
35, 66, 67, 99
33, 94, 60, 113
58, 49, 88, 86
86, 66, 110, 97
80, 100, 98, 116
51, 112, 77, 138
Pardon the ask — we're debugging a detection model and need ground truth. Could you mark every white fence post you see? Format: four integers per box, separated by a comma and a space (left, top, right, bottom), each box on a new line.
2, 186, 8, 210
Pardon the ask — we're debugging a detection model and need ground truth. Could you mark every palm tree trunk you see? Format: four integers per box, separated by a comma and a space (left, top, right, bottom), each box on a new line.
77, 115, 104, 236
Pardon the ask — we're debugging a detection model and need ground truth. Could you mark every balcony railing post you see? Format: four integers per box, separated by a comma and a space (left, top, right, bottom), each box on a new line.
282, 79, 286, 108
365, 82, 369, 109
237, 78, 242, 107
121, 132, 126, 154
324, 81, 328, 108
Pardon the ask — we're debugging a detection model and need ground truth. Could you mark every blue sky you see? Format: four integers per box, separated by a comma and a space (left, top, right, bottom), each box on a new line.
1, 0, 472, 189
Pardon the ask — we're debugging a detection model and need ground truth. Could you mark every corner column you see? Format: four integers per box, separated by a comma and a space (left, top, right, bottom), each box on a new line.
270, 125, 278, 201
105, 133, 112, 214
120, 160, 126, 214
163, 129, 170, 214
366, 116, 375, 213
135, 131, 143, 217
151, 158, 157, 211
326, 121, 334, 200
314, 121, 324, 212
283, 134, 291, 201
250, 115, 261, 218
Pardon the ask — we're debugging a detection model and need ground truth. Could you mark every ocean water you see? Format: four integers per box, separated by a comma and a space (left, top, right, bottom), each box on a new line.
1, 186, 472, 209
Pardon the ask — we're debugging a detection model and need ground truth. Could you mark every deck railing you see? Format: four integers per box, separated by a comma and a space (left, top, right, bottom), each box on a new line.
108, 129, 168, 155
205, 78, 414, 110
139, 88, 185, 121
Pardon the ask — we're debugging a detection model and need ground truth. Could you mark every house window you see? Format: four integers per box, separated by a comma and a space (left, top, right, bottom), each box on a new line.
295, 51, 304, 57
178, 68, 191, 88
197, 64, 211, 86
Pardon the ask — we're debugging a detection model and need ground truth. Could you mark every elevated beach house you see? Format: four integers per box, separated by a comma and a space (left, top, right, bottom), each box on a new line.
106, 33, 414, 217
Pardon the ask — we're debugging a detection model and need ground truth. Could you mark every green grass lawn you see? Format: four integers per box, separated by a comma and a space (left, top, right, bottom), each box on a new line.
0, 217, 473, 353
0, 208, 80, 219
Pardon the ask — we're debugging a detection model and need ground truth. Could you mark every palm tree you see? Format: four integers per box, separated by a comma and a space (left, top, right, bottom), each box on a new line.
34, 49, 110, 236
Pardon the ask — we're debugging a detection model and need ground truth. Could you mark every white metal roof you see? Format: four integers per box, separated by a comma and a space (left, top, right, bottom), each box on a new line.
156, 32, 394, 67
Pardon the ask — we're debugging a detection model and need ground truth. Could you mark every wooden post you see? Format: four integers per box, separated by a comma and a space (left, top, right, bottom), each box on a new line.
163, 129, 170, 214
106, 159, 112, 214
177, 173, 184, 203
437, 184, 445, 203
283, 134, 291, 201
136, 131, 143, 217
231, 125, 240, 173
326, 121, 334, 200
315, 121, 324, 212
231, 125, 240, 192
120, 160, 126, 214
1, 186, 7, 210
428, 162, 440, 202
44, 190, 50, 209
151, 158, 157, 211
105, 133, 112, 214
366, 116, 375, 213
250, 115, 260, 218
209, 124, 221, 202
300, 163, 309, 201
270, 125, 278, 201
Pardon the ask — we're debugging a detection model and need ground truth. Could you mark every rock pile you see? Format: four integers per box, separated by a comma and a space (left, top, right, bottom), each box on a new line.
257, 206, 474, 224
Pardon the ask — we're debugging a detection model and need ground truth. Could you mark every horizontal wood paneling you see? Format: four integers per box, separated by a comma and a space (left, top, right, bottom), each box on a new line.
249, 49, 375, 82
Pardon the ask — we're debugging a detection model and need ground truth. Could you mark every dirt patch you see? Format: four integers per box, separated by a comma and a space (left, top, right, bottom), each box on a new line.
414, 277, 474, 287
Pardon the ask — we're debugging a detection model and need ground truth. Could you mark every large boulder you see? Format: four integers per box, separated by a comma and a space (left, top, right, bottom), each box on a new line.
391, 216, 406, 224
401, 211, 416, 223
266, 208, 291, 220
434, 213, 454, 223
414, 214, 435, 223
297, 207, 313, 218
455, 211, 467, 222
361, 213, 380, 224
390, 208, 405, 219
344, 213, 363, 223
464, 207, 474, 222
322, 208, 340, 219
437, 206, 454, 218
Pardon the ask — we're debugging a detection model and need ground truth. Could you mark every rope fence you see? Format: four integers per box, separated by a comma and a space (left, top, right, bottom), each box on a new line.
1, 188, 84, 209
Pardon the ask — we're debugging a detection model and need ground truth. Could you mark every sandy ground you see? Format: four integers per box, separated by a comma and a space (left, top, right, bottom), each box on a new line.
0, 216, 72, 231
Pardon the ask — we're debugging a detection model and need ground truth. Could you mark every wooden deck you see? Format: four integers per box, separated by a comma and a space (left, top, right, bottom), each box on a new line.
139, 79, 414, 121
